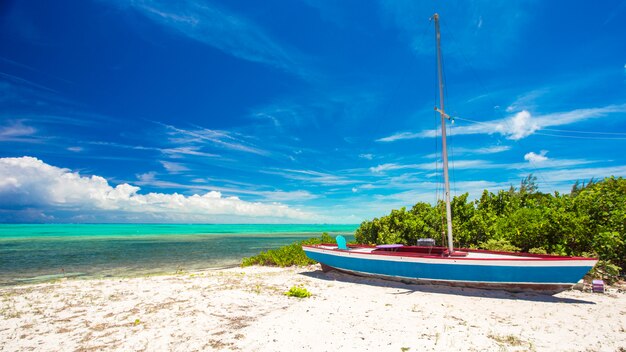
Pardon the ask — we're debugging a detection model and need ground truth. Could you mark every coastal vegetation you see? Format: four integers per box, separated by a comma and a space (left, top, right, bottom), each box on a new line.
241, 233, 335, 267
243, 176, 625, 281
355, 176, 625, 281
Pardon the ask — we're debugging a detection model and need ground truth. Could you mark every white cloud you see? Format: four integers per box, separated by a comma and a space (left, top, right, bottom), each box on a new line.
0, 157, 315, 222
428, 110, 540, 141
263, 168, 355, 186
376, 131, 423, 142
369, 178, 518, 211
112, 0, 306, 77
494, 105, 626, 140
536, 104, 626, 126
369, 163, 406, 173
524, 150, 549, 163
370, 160, 492, 174
162, 146, 219, 158
378, 104, 626, 142
258, 190, 318, 202
0, 120, 37, 142
164, 123, 269, 156
137, 171, 157, 182
528, 165, 626, 184
496, 110, 539, 140
505, 88, 547, 113
427, 145, 510, 158
512, 165, 626, 195
160, 160, 189, 173
454, 145, 511, 155
0, 71, 59, 95
359, 153, 374, 160
476, 145, 511, 154
134, 172, 320, 203
249, 89, 382, 134
438, 145, 511, 158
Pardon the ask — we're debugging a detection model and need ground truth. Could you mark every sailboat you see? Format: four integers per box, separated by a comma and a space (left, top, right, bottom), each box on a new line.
303, 14, 597, 293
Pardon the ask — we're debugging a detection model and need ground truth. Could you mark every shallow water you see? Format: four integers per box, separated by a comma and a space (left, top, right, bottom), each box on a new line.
0, 224, 356, 285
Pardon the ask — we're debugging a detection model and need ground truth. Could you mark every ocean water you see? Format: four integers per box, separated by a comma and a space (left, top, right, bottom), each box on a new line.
0, 224, 357, 285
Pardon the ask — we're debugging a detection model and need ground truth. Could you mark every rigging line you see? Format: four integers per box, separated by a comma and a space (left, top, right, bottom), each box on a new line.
434, 110, 442, 207
443, 117, 552, 188
437, 16, 453, 212
437, 19, 532, 199
453, 116, 493, 125
455, 116, 626, 136
447, 124, 460, 263
438, 17, 507, 120
437, 19, 553, 191
533, 132, 626, 140
439, 29, 458, 201
539, 128, 626, 136
436, 20, 534, 191
449, 120, 457, 199
528, 155, 549, 188
433, 25, 441, 207
431, 22, 445, 247
434, 108, 440, 205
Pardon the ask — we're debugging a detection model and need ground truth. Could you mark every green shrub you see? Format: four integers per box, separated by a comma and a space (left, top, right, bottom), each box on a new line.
241, 233, 335, 267
285, 285, 311, 298
528, 247, 547, 254
589, 260, 622, 284
479, 238, 520, 252
592, 232, 624, 263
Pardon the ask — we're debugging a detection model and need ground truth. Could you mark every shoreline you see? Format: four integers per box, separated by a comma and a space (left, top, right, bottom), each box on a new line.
0, 230, 354, 286
2, 264, 245, 287
1, 265, 624, 351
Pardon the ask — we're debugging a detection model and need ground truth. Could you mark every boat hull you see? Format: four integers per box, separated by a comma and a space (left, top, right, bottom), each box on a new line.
304, 246, 597, 293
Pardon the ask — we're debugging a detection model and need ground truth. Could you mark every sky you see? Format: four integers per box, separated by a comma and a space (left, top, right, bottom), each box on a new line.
0, 0, 625, 224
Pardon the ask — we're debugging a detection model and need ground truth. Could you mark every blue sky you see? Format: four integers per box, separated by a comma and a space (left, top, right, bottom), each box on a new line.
1, 0, 625, 223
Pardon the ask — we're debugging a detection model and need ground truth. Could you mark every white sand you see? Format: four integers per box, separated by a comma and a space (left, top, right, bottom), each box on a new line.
1, 265, 624, 351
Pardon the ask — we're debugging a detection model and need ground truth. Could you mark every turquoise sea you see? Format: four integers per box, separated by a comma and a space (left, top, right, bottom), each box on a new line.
0, 224, 357, 286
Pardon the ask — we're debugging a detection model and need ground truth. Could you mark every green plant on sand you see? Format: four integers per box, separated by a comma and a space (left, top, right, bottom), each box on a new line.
284, 285, 311, 298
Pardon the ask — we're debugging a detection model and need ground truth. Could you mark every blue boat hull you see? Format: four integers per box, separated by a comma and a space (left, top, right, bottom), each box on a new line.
303, 246, 597, 293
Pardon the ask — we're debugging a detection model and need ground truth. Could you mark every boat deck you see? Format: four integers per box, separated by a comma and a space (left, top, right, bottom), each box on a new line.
465, 252, 537, 259
313, 245, 542, 259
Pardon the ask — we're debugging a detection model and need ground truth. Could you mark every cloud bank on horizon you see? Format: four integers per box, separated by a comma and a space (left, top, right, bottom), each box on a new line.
0, 157, 315, 223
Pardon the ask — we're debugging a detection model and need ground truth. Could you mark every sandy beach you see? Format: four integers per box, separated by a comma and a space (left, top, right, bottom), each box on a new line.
1, 265, 624, 352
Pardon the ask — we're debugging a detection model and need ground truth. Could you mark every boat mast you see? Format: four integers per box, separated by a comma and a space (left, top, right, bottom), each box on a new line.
433, 13, 454, 254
